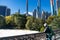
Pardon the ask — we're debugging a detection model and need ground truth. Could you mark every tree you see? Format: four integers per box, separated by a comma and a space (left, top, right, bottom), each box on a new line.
40, 26, 45, 32
5, 16, 13, 24
26, 16, 43, 31
49, 16, 60, 30
0, 15, 5, 28
46, 16, 55, 25
58, 8, 60, 16
26, 16, 34, 30
5, 15, 15, 29
12, 12, 26, 29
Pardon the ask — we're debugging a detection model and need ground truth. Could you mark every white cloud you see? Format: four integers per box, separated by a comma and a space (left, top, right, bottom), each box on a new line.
24, 12, 33, 16
28, 12, 33, 16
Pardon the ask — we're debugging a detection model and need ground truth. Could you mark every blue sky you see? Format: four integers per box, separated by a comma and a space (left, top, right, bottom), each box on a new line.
0, 0, 56, 14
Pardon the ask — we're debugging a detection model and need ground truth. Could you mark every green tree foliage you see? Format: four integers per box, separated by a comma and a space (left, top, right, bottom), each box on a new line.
26, 16, 43, 31
58, 8, 60, 16
12, 12, 26, 29
5, 16, 13, 24
46, 16, 55, 25
5, 15, 16, 29
0, 15, 5, 28
49, 16, 60, 30
40, 26, 45, 32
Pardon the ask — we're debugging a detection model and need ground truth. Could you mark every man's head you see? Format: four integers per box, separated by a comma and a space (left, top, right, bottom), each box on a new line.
44, 23, 47, 27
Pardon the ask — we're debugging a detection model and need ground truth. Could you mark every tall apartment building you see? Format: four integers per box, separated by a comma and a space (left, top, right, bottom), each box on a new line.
7, 8, 10, 16
26, 0, 28, 16
0, 6, 10, 16
33, 9, 36, 18
56, 0, 60, 15
50, 0, 54, 16
36, 0, 41, 18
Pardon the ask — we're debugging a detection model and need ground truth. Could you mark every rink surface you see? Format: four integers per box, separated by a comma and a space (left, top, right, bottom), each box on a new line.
0, 29, 39, 38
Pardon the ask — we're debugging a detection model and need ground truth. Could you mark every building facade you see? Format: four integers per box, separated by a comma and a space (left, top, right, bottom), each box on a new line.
45, 12, 51, 19
50, 0, 54, 16
18, 9, 20, 14
0, 6, 7, 16
33, 9, 36, 18
26, 0, 28, 16
56, 0, 60, 15
7, 8, 10, 16
36, 0, 41, 18
0, 6, 10, 16
56, 0, 60, 9
41, 11, 51, 21
41, 11, 46, 21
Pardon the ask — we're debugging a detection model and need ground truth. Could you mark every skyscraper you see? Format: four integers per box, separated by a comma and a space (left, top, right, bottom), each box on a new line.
56, 0, 60, 8
18, 9, 20, 14
41, 11, 46, 21
0, 6, 10, 16
26, 0, 28, 16
33, 9, 36, 18
36, 0, 41, 18
56, 0, 60, 15
0, 6, 7, 16
7, 8, 11, 16
50, 0, 54, 16
56, 0, 58, 15
41, 10, 51, 19
45, 12, 51, 19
